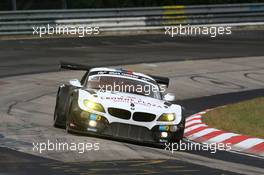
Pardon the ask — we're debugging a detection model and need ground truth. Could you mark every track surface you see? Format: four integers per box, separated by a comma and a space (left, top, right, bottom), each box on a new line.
1, 31, 264, 175
0, 30, 264, 77
1, 90, 264, 175
1, 57, 264, 174
0, 147, 240, 175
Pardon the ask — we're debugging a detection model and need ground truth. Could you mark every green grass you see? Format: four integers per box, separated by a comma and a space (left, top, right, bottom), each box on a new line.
203, 97, 264, 138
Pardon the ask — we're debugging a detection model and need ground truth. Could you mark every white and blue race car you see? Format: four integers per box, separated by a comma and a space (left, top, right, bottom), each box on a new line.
54, 62, 185, 144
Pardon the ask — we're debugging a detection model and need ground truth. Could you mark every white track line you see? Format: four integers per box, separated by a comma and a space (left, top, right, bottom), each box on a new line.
185, 120, 202, 127
207, 133, 239, 143
184, 124, 207, 133
186, 115, 202, 122
187, 128, 219, 140
232, 138, 264, 151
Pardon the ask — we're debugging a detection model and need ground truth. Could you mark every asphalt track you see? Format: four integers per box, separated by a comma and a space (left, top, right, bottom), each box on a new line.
0, 147, 241, 175
0, 30, 264, 77
1, 30, 264, 175
1, 90, 264, 175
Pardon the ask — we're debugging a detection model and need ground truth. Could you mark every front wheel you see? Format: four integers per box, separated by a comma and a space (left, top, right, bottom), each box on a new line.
65, 96, 73, 134
171, 119, 185, 143
53, 93, 64, 128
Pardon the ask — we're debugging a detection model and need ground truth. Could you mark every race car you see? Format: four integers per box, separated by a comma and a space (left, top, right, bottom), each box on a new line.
53, 62, 185, 144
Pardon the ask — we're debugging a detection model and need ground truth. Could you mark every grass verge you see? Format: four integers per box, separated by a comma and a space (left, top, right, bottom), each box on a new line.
203, 97, 264, 138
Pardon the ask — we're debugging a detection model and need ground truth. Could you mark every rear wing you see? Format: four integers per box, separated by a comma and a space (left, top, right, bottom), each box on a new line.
60, 61, 169, 87
149, 75, 169, 87
60, 61, 92, 71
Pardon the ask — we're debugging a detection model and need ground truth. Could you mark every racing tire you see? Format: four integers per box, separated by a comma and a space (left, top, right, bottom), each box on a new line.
53, 88, 67, 128
171, 119, 185, 143
65, 96, 73, 134
53, 93, 64, 128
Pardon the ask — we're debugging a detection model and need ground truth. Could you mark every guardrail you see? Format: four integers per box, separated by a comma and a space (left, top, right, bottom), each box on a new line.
0, 3, 264, 35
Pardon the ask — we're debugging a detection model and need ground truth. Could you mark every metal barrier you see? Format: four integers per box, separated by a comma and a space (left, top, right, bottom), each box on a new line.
0, 3, 264, 35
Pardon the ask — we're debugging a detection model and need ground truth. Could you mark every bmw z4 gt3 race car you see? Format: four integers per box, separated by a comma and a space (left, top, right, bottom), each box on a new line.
54, 62, 185, 144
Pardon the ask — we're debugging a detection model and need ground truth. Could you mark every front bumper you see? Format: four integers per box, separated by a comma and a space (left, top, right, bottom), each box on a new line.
68, 106, 184, 143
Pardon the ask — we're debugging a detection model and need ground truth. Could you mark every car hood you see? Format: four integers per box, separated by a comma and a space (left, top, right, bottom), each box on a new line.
78, 89, 175, 114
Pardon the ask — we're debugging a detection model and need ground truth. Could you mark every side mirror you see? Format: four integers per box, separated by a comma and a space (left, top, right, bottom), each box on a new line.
69, 79, 82, 88
164, 93, 175, 102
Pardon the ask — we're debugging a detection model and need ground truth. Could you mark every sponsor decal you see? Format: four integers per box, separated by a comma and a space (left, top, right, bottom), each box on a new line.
101, 96, 163, 108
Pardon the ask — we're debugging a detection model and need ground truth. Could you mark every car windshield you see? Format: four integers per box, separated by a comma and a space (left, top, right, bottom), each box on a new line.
86, 75, 161, 99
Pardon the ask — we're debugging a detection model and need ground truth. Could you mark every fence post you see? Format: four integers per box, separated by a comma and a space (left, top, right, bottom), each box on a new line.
62, 0, 67, 9
12, 0, 17, 10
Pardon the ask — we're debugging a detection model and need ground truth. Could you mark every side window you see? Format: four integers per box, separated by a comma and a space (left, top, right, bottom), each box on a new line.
159, 84, 167, 100
80, 71, 89, 85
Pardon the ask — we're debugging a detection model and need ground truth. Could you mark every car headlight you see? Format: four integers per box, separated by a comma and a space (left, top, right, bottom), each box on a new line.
83, 99, 105, 113
157, 113, 175, 122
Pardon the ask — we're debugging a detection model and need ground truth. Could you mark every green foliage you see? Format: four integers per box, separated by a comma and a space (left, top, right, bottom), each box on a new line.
203, 97, 264, 138
67, 0, 264, 8
2, 0, 264, 10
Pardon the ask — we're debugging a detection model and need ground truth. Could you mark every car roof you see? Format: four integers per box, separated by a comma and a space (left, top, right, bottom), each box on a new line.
89, 67, 156, 83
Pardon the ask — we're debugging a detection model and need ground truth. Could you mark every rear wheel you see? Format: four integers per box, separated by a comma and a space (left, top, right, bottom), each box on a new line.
66, 123, 70, 133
